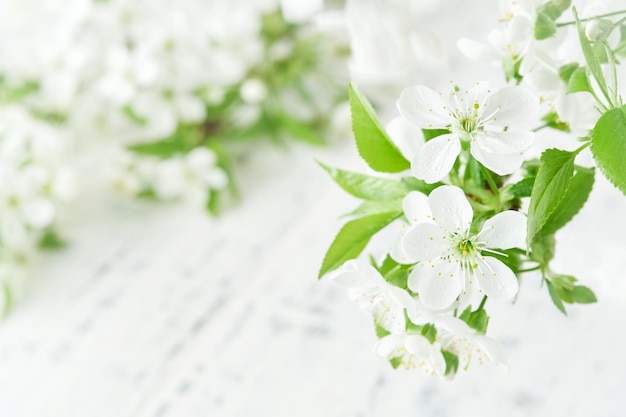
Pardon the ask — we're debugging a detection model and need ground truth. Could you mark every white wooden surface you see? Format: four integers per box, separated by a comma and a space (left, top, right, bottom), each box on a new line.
0, 140, 625, 417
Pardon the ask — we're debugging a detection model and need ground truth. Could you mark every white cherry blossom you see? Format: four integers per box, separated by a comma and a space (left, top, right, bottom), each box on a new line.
375, 333, 446, 376
329, 259, 414, 333
390, 191, 431, 264
397, 82, 538, 182
457, 0, 539, 75
400, 186, 526, 309
437, 316, 508, 370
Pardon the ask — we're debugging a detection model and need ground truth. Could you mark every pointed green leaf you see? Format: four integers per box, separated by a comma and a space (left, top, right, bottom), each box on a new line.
442, 350, 459, 376
318, 162, 408, 200
591, 105, 626, 195
348, 83, 410, 173
345, 199, 404, 218
540, 166, 595, 235
546, 279, 567, 315
319, 211, 401, 278
535, 11, 557, 40
527, 149, 578, 246
570, 285, 597, 304
508, 177, 535, 198
558, 62, 579, 83
566, 67, 593, 94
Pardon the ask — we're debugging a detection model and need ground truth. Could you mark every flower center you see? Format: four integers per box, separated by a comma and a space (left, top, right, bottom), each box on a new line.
457, 238, 475, 257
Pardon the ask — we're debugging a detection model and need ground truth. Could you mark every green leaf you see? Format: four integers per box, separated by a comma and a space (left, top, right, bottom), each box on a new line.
318, 162, 408, 200
570, 285, 597, 304
534, 0, 570, 40
535, 11, 558, 40
442, 350, 459, 376
348, 83, 410, 173
421, 323, 437, 344
558, 62, 579, 83
345, 199, 403, 218
422, 128, 449, 141
127, 138, 186, 158
384, 266, 410, 290
458, 305, 489, 334
527, 149, 578, 247
546, 279, 567, 315
566, 67, 593, 94
539, 0, 571, 19
508, 177, 535, 198
591, 105, 626, 195
319, 211, 401, 278
401, 177, 443, 195
540, 166, 594, 235
530, 233, 555, 266
467, 309, 489, 334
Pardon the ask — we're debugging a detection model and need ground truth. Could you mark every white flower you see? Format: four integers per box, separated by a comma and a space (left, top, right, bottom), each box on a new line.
397, 82, 538, 182
151, 148, 227, 203
400, 186, 526, 309
375, 333, 446, 376
390, 191, 431, 264
437, 316, 508, 370
457, 0, 538, 75
329, 259, 414, 333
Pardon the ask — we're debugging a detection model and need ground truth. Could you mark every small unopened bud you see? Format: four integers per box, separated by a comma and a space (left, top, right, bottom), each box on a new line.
585, 19, 614, 42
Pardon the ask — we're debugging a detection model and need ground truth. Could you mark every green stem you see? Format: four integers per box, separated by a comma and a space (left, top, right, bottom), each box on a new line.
557, 9, 626, 27
477, 295, 487, 312
518, 265, 542, 273
480, 165, 500, 198
532, 123, 550, 132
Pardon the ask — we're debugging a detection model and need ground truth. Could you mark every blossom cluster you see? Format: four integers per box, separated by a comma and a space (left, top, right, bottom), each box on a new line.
0, 106, 73, 313
320, 0, 625, 377
0, 0, 348, 210
0, 0, 353, 310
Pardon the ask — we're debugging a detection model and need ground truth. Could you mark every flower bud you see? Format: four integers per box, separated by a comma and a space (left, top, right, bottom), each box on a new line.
585, 19, 614, 42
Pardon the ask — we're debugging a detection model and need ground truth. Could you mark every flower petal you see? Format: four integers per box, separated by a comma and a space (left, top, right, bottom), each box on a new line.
397, 85, 450, 129
475, 131, 534, 154
370, 298, 406, 333
410, 260, 464, 309
428, 185, 473, 233
412, 134, 461, 183
386, 117, 424, 162
476, 335, 509, 367
402, 191, 431, 225
375, 334, 405, 358
328, 260, 378, 289
470, 141, 523, 175
479, 210, 527, 249
457, 38, 501, 64
482, 86, 538, 129
402, 223, 448, 262
475, 256, 519, 300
